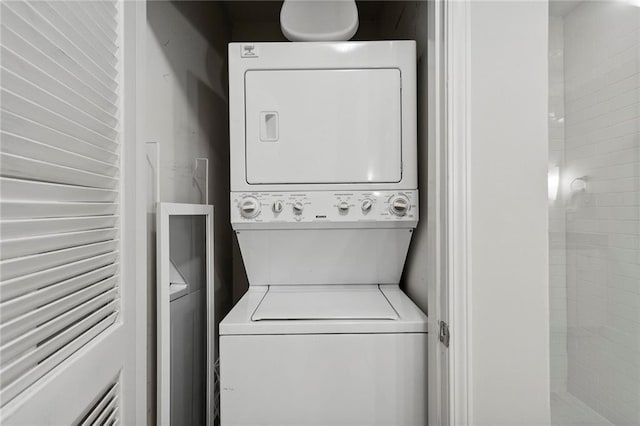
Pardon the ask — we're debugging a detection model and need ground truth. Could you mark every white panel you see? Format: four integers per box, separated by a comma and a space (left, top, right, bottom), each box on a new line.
245, 69, 402, 184
0, 0, 138, 422
237, 229, 412, 285
0, 311, 117, 404
220, 333, 427, 426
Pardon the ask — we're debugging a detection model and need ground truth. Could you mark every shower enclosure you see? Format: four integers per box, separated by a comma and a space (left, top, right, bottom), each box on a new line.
548, 1, 640, 424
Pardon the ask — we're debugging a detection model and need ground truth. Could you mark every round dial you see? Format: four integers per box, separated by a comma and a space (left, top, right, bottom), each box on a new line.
389, 194, 410, 216
361, 199, 373, 213
293, 201, 304, 215
338, 201, 350, 213
239, 196, 261, 218
272, 200, 284, 214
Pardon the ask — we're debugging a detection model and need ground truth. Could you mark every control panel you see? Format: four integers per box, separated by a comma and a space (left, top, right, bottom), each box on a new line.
231, 190, 418, 227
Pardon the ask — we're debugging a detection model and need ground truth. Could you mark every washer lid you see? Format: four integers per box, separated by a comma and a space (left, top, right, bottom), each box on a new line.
251, 285, 398, 321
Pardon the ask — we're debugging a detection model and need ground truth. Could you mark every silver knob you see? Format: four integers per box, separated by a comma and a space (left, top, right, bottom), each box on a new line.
338, 201, 350, 213
273, 200, 284, 214
293, 202, 304, 214
361, 199, 373, 212
239, 196, 260, 218
389, 195, 410, 216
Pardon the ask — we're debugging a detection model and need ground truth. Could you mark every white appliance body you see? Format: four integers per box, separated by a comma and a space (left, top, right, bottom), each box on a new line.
229, 41, 417, 192
222, 41, 426, 426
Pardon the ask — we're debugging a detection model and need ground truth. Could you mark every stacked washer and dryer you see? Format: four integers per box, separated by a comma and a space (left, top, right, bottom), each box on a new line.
220, 41, 427, 425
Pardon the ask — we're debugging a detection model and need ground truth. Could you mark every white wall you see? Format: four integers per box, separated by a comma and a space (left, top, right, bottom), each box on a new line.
145, 2, 232, 423
563, 2, 640, 423
467, 2, 550, 424
548, 15, 568, 393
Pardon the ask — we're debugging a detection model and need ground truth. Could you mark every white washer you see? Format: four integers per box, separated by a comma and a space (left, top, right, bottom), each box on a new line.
221, 41, 426, 426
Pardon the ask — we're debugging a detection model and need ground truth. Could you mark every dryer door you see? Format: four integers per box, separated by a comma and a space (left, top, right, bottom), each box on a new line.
244, 68, 402, 184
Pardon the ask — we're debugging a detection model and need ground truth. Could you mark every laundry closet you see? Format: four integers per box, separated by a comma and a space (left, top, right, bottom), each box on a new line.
145, 1, 429, 424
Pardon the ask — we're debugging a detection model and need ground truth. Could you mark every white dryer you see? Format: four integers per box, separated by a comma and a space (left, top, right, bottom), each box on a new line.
221, 41, 427, 426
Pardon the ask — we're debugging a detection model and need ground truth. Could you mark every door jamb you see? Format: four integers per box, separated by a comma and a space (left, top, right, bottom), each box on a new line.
446, 0, 471, 424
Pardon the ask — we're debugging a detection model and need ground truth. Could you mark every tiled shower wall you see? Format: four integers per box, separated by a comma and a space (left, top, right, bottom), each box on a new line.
549, 15, 568, 393
563, 2, 640, 424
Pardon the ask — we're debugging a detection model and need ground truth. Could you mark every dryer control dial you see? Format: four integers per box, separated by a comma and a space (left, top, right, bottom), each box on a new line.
239, 196, 261, 218
272, 200, 284, 214
338, 201, 350, 213
389, 194, 410, 216
361, 199, 373, 213
293, 202, 304, 215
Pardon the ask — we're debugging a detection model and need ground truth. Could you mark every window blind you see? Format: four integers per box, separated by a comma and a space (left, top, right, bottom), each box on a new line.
0, 0, 120, 406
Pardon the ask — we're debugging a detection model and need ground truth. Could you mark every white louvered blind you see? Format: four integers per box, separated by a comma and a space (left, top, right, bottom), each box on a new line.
74, 378, 120, 426
0, 0, 121, 407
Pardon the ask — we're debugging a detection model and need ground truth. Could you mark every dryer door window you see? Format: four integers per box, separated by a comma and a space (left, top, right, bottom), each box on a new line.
244, 69, 402, 184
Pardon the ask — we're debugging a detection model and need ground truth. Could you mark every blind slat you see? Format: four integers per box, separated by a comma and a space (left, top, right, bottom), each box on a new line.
59, 2, 118, 56
0, 240, 118, 281
1, 47, 117, 127
63, 4, 118, 57
1, 292, 118, 365
0, 311, 117, 402
1, 152, 119, 189
1, 6, 118, 103
0, 178, 117, 203
0, 252, 117, 301
2, 132, 119, 177
28, 2, 118, 70
2, 112, 118, 164
1, 228, 117, 260
1, 201, 118, 220
91, 396, 117, 426
1, 91, 118, 152
0, 285, 117, 345
78, 382, 119, 426
1, 26, 117, 113
1, 216, 118, 239
3, 2, 118, 87
73, 2, 118, 42
0, 270, 117, 322
85, 1, 118, 30
1, 70, 118, 140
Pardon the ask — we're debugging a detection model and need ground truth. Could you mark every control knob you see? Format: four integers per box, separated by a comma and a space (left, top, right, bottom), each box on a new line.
293, 202, 304, 215
361, 199, 373, 213
272, 200, 284, 214
338, 201, 350, 213
389, 194, 410, 216
239, 196, 260, 218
